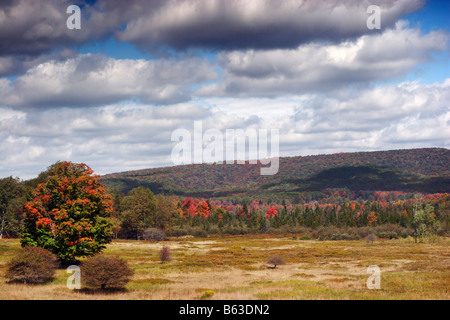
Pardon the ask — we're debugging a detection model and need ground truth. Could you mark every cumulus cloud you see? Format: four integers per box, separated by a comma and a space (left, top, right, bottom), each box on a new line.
1, 79, 448, 179
283, 79, 450, 154
0, 104, 183, 178
197, 22, 448, 97
0, 0, 448, 180
3, 22, 446, 110
1, 53, 217, 109
0, 49, 77, 77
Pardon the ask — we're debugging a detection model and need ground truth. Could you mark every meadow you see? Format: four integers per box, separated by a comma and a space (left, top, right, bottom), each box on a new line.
0, 235, 448, 300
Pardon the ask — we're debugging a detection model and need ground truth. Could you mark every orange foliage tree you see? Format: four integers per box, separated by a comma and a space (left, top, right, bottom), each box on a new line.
367, 211, 378, 226
195, 201, 211, 218
266, 206, 278, 219
21, 162, 114, 262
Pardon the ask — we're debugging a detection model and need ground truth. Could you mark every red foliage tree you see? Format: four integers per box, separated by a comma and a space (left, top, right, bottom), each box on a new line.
181, 198, 197, 218
21, 162, 114, 262
266, 206, 278, 219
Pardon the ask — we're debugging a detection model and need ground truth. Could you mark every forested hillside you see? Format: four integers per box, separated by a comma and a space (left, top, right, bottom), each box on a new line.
102, 148, 450, 201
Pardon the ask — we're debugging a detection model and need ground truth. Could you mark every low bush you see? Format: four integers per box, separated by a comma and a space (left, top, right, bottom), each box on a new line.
200, 290, 215, 299
366, 234, 377, 244
223, 226, 246, 235
167, 227, 188, 237
169, 226, 209, 237
192, 228, 209, 238
5, 246, 58, 284
81, 255, 134, 290
378, 231, 398, 239
311, 227, 360, 240
266, 255, 285, 269
143, 228, 167, 242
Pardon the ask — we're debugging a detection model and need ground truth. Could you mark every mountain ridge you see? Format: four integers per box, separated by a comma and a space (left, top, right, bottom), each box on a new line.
101, 147, 450, 200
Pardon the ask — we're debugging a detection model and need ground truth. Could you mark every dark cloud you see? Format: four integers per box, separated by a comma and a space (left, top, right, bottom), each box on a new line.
0, 0, 427, 78
0, 0, 136, 57
0, 0, 425, 58
117, 0, 425, 51
0, 0, 424, 69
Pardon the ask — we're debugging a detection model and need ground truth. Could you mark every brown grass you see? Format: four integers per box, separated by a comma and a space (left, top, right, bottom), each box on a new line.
0, 235, 448, 300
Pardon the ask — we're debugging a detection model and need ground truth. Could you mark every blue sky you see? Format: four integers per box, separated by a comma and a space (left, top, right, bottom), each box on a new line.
0, 0, 449, 179
402, 0, 450, 83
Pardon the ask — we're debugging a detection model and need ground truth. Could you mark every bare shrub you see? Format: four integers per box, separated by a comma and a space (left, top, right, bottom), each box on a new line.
366, 234, 377, 244
143, 228, 167, 242
5, 246, 58, 284
81, 255, 134, 290
266, 255, 285, 269
159, 246, 172, 264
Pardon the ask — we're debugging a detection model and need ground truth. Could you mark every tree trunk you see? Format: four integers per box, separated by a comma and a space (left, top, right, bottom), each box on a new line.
0, 210, 5, 239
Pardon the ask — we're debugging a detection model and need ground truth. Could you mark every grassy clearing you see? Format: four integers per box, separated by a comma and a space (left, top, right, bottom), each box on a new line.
0, 235, 448, 300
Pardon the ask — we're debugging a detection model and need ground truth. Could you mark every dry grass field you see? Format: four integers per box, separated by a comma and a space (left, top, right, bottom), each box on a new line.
0, 235, 449, 300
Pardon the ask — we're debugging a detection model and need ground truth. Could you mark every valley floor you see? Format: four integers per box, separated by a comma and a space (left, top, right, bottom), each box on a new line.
0, 235, 448, 300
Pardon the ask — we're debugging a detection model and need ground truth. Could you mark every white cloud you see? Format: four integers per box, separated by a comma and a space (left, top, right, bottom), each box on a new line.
197, 22, 448, 97
2, 54, 217, 109
1, 79, 448, 179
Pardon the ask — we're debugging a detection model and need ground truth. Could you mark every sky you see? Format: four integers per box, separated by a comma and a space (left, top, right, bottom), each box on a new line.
0, 0, 449, 179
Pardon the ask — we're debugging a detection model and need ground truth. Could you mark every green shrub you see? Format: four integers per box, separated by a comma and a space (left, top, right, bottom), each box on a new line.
377, 232, 390, 239
168, 228, 188, 237
381, 231, 399, 239
192, 228, 208, 238
200, 290, 215, 299
81, 255, 134, 290
5, 246, 58, 284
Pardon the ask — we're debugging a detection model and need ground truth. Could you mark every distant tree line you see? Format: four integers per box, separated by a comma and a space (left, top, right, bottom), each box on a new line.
1, 164, 449, 241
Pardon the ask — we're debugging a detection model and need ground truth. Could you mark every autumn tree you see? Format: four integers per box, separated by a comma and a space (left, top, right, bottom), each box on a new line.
266, 206, 278, 219
119, 186, 156, 239
154, 194, 178, 231
181, 198, 197, 218
412, 204, 438, 242
196, 200, 211, 218
20, 162, 114, 263
0, 177, 28, 238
